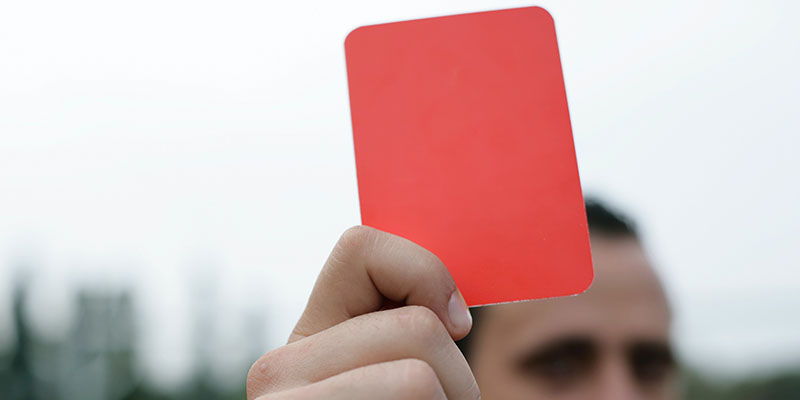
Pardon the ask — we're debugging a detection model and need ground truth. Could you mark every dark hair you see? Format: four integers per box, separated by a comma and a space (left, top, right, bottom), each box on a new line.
583, 198, 638, 238
456, 197, 638, 360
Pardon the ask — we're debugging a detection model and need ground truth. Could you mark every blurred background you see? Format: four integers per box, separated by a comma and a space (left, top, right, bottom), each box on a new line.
1, 0, 799, 398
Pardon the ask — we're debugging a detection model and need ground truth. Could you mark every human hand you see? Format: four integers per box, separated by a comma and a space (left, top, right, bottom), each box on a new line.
246, 226, 479, 399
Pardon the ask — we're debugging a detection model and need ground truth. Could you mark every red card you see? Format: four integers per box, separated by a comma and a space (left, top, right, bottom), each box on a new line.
345, 6, 593, 306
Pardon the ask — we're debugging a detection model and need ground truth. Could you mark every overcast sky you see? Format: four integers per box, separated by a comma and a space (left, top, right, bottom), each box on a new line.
1, 0, 799, 388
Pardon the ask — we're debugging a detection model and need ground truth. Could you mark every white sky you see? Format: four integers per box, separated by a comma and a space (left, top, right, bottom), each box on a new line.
1, 0, 799, 388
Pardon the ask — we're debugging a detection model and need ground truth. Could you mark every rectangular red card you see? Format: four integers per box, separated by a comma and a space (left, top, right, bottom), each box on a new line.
345, 6, 593, 306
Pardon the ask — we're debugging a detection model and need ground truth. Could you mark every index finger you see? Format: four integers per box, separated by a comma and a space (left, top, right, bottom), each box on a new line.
289, 225, 472, 343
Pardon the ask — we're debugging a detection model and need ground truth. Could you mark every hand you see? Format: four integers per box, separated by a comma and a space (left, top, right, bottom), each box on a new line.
246, 226, 479, 399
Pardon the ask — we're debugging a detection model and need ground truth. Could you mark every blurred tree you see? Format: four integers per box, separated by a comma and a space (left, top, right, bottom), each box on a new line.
1, 277, 795, 400
0, 282, 34, 399
684, 368, 800, 399
0, 279, 249, 400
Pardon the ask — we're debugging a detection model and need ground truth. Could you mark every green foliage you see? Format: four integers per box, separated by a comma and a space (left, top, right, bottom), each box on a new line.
2, 281, 799, 399
684, 368, 800, 400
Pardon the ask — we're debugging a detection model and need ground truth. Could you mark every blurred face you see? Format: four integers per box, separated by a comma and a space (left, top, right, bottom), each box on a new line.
469, 235, 676, 400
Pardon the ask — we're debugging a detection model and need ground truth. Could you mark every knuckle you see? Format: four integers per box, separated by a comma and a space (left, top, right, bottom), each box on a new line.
397, 359, 444, 399
415, 250, 448, 276
423, 251, 446, 271
409, 251, 454, 293
397, 306, 447, 343
340, 225, 372, 246
401, 358, 438, 384
333, 225, 373, 259
246, 349, 286, 397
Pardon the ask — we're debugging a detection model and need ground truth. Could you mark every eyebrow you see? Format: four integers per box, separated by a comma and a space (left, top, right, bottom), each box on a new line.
515, 335, 597, 371
514, 336, 676, 372
628, 340, 675, 365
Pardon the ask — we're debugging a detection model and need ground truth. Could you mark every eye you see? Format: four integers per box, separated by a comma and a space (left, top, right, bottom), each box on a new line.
516, 337, 596, 389
628, 341, 675, 385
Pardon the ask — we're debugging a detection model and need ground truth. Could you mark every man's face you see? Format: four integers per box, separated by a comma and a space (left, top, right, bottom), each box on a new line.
469, 235, 676, 400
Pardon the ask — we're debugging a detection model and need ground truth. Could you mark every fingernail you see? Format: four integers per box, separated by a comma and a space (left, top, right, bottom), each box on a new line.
448, 289, 472, 335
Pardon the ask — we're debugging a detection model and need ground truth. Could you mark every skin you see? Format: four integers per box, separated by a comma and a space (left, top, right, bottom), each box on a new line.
246, 227, 675, 399
247, 226, 478, 400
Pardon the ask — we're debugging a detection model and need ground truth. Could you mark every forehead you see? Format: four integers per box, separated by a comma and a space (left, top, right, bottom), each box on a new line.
478, 236, 670, 347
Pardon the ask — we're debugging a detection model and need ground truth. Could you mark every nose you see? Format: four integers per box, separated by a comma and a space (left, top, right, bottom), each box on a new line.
595, 356, 641, 400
